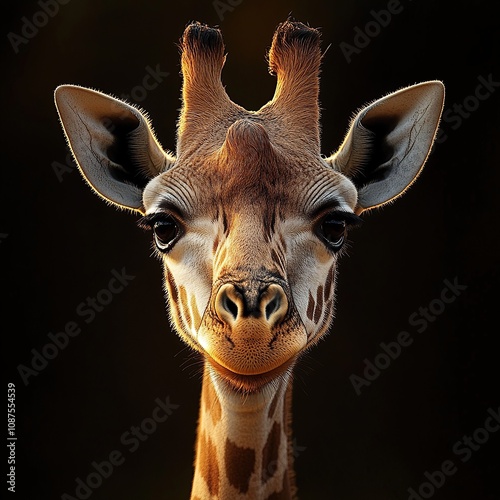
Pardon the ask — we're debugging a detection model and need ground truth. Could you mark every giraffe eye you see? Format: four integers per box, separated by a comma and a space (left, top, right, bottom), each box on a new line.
318, 217, 346, 250
153, 218, 179, 252
137, 213, 183, 252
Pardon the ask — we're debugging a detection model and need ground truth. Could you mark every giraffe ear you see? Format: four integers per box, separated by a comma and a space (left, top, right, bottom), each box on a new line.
326, 81, 444, 212
54, 85, 175, 213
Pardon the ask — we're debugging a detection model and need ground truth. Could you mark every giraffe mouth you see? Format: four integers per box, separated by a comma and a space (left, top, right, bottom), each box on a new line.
205, 355, 296, 393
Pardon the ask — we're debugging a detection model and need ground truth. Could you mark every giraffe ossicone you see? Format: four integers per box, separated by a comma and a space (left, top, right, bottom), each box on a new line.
55, 19, 444, 500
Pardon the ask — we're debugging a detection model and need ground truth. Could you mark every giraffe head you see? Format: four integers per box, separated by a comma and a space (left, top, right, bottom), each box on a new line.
55, 21, 444, 394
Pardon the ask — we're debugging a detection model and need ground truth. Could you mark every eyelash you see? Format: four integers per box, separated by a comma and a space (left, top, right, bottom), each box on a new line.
325, 211, 363, 226
137, 213, 167, 230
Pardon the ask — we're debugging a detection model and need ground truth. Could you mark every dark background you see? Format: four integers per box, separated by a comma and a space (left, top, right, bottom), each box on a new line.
2, 0, 499, 499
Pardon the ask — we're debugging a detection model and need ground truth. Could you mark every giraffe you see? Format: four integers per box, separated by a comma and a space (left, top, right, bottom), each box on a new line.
54, 20, 444, 500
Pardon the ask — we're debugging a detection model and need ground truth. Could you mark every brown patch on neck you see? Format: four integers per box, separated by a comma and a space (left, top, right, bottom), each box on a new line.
261, 421, 281, 483
197, 431, 220, 496
225, 438, 256, 493
202, 376, 222, 425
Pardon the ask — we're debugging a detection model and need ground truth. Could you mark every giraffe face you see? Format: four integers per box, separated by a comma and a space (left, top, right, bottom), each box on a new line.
142, 119, 359, 392
55, 20, 444, 395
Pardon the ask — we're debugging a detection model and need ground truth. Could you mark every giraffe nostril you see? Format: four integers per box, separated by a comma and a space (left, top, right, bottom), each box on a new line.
265, 295, 280, 320
215, 284, 244, 326
223, 294, 239, 320
261, 284, 288, 327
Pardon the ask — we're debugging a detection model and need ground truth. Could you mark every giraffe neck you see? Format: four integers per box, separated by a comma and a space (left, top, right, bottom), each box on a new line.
191, 364, 296, 500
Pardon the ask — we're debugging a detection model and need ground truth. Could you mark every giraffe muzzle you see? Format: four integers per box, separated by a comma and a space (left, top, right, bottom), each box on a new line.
198, 280, 307, 378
